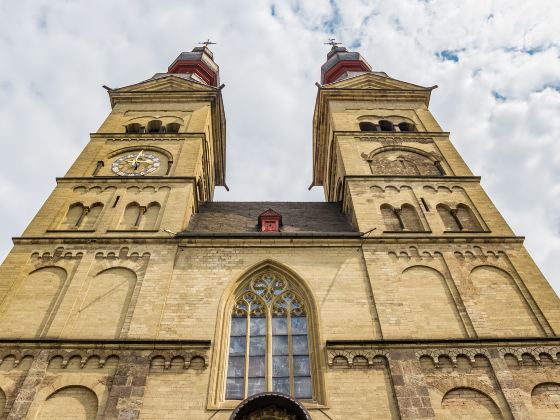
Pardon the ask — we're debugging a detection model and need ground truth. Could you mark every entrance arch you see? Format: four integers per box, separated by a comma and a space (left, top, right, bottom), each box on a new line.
230, 392, 311, 420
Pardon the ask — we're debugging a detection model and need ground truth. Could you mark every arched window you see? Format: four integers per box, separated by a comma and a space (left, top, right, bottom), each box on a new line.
147, 120, 164, 133
398, 122, 415, 132
378, 120, 394, 131
166, 123, 180, 133
456, 204, 482, 231
64, 203, 85, 228
81, 203, 103, 229
381, 204, 424, 232
226, 271, 312, 401
142, 202, 161, 230
121, 202, 142, 228
437, 204, 461, 231
381, 204, 402, 231
437, 204, 482, 232
359, 122, 377, 132
125, 123, 144, 134
400, 204, 424, 231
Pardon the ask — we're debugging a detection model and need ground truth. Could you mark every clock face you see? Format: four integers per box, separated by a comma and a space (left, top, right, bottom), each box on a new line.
111, 151, 161, 176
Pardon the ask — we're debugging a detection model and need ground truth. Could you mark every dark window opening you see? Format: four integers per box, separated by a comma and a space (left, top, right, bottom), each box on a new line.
359, 122, 377, 132
379, 120, 394, 131
125, 123, 144, 134
398, 122, 415, 132
147, 120, 164, 133
166, 123, 180, 133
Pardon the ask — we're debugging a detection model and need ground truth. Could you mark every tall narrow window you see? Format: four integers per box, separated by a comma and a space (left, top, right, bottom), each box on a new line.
226, 272, 312, 401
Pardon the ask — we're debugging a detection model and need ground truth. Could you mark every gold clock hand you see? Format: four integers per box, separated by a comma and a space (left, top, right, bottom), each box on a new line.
131, 150, 144, 170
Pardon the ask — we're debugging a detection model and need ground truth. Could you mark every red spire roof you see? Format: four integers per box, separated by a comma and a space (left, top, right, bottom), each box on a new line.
167, 46, 220, 87
320, 45, 372, 84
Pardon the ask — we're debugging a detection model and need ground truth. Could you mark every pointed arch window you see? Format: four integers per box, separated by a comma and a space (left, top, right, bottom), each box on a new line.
226, 271, 312, 401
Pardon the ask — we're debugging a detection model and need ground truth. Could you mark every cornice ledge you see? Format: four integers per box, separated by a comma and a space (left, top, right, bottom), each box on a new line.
56, 176, 196, 183
344, 175, 481, 181
327, 336, 560, 348
0, 338, 211, 350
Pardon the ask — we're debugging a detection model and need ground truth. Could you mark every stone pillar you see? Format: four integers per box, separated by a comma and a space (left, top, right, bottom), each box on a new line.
7, 350, 49, 419
388, 350, 435, 419
488, 349, 530, 420
102, 353, 150, 420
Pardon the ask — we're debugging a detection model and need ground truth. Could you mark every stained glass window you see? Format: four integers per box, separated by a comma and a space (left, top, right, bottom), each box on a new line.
225, 272, 312, 400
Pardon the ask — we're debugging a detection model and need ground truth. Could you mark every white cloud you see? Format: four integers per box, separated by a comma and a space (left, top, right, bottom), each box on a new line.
0, 0, 559, 296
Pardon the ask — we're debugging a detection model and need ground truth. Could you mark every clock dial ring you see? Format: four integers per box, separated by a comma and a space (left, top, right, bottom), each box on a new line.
111, 151, 161, 176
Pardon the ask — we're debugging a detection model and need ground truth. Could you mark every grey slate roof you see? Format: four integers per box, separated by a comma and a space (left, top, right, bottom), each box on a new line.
185, 202, 355, 233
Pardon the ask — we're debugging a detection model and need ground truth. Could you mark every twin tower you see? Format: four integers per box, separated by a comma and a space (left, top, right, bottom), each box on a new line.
0, 44, 559, 419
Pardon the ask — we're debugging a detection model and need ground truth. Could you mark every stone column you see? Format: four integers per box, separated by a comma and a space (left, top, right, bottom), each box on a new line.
388, 349, 435, 419
102, 353, 150, 420
7, 350, 49, 419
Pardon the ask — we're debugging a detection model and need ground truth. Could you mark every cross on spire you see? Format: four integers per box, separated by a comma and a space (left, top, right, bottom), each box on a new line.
199, 38, 216, 47
324, 38, 341, 47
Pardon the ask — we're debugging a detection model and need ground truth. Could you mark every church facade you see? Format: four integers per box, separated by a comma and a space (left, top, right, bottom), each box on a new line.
0, 44, 559, 419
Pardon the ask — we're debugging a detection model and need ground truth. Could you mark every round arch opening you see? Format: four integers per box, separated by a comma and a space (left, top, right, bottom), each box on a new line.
230, 392, 312, 420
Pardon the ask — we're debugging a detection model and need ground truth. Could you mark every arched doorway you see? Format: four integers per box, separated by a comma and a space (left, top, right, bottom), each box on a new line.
230, 392, 311, 420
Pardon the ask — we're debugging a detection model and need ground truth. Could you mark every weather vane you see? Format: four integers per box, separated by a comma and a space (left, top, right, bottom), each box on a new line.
199, 38, 216, 47
324, 38, 341, 47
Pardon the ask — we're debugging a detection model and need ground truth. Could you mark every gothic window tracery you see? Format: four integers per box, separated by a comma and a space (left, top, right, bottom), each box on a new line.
226, 271, 312, 401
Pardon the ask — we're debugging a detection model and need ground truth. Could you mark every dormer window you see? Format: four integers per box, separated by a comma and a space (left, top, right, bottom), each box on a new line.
258, 209, 282, 232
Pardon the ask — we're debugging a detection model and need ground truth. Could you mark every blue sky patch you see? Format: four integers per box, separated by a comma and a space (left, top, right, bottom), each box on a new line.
322, 0, 341, 33
436, 50, 459, 62
492, 91, 506, 101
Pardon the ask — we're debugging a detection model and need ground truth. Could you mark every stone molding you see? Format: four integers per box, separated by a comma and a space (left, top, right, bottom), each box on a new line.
356, 136, 434, 144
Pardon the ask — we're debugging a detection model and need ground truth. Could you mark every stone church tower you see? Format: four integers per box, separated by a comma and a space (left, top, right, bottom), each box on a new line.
0, 43, 558, 419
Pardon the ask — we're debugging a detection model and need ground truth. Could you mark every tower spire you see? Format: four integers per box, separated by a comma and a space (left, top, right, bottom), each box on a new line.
320, 43, 372, 84
167, 43, 220, 86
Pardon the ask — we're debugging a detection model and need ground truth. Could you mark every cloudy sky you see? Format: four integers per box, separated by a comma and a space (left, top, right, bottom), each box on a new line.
1, 0, 559, 294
